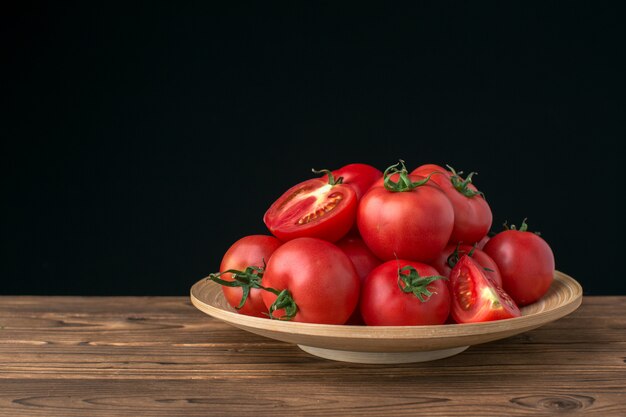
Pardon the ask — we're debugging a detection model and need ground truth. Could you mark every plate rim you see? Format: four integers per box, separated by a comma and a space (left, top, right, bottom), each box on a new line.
190, 270, 583, 340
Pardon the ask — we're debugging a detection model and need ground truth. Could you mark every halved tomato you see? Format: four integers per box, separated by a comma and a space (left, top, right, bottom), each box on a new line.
450, 255, 521, 323
264, 171, 357, 242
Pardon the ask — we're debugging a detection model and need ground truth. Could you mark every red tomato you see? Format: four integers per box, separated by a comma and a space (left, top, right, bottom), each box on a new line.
360, 260, 450, 326
357, 162, 454, 262
483, 221, 555, 306
330, 163, 382, 200
431, 243, 502, 287
336, 234, 382, 325
216, 235, 282, 317
450, 255, 521, 323
411, 164, 492, 244
336, 234, 382, 283
264, 172, 357, 242
261, 237, 360, 324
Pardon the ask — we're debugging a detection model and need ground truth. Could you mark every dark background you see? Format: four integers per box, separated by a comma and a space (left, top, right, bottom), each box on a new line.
2, 2, 624, 296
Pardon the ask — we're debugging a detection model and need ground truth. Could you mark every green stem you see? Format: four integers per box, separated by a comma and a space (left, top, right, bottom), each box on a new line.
267, 289, 298, 320
383, 160, 437, 192
206, 266, 266, 309
397, 265, 447, 302
519, 218, 528, 232
446, 244, 494, 274
446, 243, 463, 269
312, 168, 343, 185
208, 266, 299, 320
446, 165, 485, 198
504, 218, 529, 232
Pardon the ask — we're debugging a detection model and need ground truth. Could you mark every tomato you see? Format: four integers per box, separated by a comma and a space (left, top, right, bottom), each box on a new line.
450, 255, 521, 323
261, 237, 360, 324
357, 162, 454, 262
431, 243, 503, 287
330, 163, 382, 200
483, 221, 555, 306
336, 234, 382, 284
336, 234, 382, 325
326, 164, 383, 234
411, 164, 492, 244
264, 171, 357, 242
360, 260, 450, 326
214, 235, 282, 317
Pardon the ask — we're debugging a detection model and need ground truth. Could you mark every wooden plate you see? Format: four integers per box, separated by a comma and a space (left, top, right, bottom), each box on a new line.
190, 271, 582, 364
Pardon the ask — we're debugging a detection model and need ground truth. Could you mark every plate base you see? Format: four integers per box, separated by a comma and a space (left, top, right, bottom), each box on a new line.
298, 345, 470, 364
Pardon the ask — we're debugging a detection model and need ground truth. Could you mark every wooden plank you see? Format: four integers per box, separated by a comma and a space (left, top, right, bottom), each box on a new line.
0, 296, 624, 416
0, 379, 624, 417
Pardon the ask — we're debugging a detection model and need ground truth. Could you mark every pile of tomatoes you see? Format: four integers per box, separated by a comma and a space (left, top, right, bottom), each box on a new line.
208, 161, 555, 325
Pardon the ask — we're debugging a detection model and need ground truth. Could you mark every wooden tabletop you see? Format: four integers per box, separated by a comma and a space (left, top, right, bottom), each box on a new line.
0, 296, 624, 416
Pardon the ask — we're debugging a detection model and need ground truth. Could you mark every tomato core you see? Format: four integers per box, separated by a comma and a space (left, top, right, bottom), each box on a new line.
297, 192, 343, 225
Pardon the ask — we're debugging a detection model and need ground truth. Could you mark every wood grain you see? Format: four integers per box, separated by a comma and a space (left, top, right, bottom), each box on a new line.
0, 296, 625, 416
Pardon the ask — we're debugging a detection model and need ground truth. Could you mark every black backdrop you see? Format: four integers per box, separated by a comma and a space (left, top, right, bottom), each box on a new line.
3, 2, 624, 295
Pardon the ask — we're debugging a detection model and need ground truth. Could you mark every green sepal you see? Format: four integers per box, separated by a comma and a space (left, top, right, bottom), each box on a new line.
267, 289, 298, 321
383, 160, 437, 192
397, 265, 447, 302
447, 165, 485, 199
504, 218, 529, 232
206, 266, 266, 309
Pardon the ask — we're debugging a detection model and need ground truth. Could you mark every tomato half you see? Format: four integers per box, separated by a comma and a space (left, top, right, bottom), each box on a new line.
264, 172, 357, 242
360, 260, 450, 326
483, 221, 555, 306
449, 255, 521, 323
357, 162, 454, 262
431, 243, 503, 287
261, 237, 360, 324
217, 235, 282, 317
411, 164, 492, 244
330, 163, 382, 200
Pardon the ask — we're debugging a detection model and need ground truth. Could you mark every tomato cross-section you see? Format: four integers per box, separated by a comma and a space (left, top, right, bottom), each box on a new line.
264, 175, 357, 242
449, 255, 521, 323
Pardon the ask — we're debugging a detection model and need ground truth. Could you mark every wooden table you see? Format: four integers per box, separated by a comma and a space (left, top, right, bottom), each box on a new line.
0, 296, 624, 416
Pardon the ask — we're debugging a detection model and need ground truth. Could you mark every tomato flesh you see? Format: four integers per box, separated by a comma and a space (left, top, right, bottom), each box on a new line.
264, 178, 357, 242
450, 255, 520, 323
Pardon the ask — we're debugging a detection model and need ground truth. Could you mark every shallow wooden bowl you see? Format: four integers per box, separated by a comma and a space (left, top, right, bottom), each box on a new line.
190, 271, 582, 364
